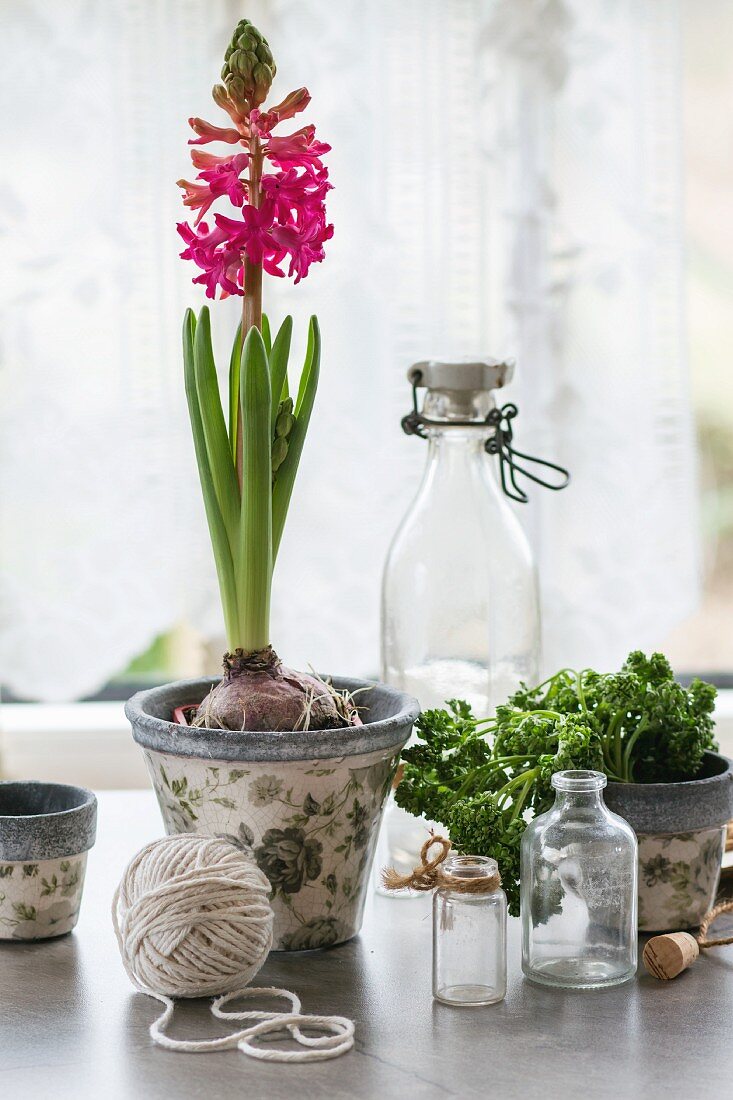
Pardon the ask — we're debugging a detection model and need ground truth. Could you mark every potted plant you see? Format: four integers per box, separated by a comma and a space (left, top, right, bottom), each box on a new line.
125, 17, 418, 951
603, 758, 733, 931
0, 781, 97, 941
394, 651, 733, 931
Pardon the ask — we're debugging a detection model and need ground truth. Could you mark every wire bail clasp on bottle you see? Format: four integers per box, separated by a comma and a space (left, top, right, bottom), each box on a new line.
401, 368, 571, 504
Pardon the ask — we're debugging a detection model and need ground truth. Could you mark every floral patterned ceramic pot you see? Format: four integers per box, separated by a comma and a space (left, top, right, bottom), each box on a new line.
126, 676, 419, 951
0, 781, 97, 940
604, 752, 733, 932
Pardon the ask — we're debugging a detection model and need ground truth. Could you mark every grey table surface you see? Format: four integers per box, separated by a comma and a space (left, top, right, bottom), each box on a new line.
2, 790, 732, 1100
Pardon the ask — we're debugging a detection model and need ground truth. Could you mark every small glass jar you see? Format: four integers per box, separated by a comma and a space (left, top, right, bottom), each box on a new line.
521, 770, 638, 990
433, 854, 507, 1006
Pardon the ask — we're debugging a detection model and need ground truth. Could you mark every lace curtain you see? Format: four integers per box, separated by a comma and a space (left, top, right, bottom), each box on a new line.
0, 0, 698, 700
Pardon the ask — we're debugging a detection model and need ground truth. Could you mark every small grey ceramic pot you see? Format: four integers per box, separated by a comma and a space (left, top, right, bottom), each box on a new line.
0, 781, 97, 941
126, 676, 419, 951
604, 752, 733, 932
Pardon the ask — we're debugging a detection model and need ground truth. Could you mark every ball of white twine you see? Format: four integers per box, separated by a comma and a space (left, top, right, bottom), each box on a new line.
113, 834, 273, 997
112, 833, 354, 1063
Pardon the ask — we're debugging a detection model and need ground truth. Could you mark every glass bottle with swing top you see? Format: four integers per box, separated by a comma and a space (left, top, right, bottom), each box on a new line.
376, 358, 568, 896
381, 358, 544, 717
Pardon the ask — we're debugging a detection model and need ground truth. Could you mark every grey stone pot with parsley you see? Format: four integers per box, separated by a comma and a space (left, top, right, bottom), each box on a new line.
126, 676, 418, 951
393, 652, 730, 933
604, 751, 733, 932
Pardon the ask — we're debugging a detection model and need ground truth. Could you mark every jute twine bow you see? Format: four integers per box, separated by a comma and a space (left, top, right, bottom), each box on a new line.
381, 835, 501, 895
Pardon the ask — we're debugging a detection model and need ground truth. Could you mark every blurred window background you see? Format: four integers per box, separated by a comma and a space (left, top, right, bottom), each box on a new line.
661, 0, 733, 676
0, 0, 731, 788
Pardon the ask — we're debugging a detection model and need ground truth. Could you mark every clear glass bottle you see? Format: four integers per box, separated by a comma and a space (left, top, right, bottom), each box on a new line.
433, 854, 507, 1006
381, 358, 540, 716
376, 359, 541, 898
521, 770, 638, 990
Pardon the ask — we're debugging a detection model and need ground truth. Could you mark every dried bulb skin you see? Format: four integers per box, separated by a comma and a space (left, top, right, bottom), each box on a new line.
192, 648, 362, 733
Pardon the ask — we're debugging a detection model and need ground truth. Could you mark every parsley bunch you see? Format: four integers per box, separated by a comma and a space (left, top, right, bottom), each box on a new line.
395, 651, 717, 915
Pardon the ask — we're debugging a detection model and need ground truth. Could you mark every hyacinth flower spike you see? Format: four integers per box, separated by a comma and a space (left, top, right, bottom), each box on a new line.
178, 19, 357, 733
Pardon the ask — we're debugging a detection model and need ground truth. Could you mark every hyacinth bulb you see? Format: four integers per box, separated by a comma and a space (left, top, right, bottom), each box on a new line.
193, 648, 362, 733
221, 18, 276, 108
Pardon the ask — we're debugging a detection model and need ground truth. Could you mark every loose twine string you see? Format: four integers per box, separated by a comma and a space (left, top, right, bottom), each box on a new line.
643, 895, 733, 980
697, 899, 733, 949
138, 985, 354, 1063
111, 835, 354, 1062
381, 835, 501, 894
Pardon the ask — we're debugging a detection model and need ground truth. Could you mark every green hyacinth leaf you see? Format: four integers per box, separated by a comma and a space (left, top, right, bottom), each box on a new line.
268, 315, 293, 434
272, 315, 321, 561
294, 315, 320, 417
183, 310, 239, 645
228, 320, 242, 462
193, 307, 240, 549
261, 313, 272, 358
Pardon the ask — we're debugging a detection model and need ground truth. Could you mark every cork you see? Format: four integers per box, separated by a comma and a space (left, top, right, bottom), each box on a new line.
643, 933, 700, 980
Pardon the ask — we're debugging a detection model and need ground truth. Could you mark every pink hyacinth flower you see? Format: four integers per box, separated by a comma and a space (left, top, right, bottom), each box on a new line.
271, 210, 334, 283
193, 252, 244, 298
265, 125, 332, 168
198, 153, 248, 203
178, 80, 332, 295
177, 180, 219, 222
178, 153, 248, 224
176, 221, 235, 297
188, 116, 242, 146
177, 220, 243, 298
260, 166, 331, 224
215, 203, 285, 274
250, 87, 311, 135
190, 149, 240, 169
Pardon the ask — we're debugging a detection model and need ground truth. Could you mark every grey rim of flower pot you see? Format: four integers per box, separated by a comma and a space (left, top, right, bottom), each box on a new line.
126, 675, 420, 762
604, 752, 733, 834
0, 781, 98, 862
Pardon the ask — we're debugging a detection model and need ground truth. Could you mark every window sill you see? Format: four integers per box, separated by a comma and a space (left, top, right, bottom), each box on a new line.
3, 693, 733, 790
0, 701, 148, 789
